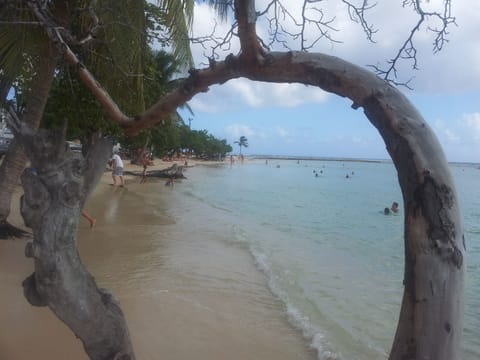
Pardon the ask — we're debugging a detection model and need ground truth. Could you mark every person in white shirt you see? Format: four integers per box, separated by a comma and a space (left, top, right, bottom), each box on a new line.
111, 152, 125, 187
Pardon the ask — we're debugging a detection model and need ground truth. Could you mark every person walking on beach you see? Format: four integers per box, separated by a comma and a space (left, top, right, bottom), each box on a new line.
81, 210, 96, 228
111, 152, 125, 187
141, 151, 149, 184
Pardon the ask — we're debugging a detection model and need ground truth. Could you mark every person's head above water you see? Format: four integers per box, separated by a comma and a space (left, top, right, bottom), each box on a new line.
391, 202, 399, 213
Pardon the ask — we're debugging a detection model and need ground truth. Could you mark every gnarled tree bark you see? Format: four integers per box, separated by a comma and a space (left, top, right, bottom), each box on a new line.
0, 44, 58, 239
7, 114, 135, 360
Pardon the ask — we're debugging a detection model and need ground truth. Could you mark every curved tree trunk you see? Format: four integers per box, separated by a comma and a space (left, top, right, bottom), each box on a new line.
0, 44, 58, 239
362, 87, 464, 360
7, 116, 135, 360
246, 52, 465, 360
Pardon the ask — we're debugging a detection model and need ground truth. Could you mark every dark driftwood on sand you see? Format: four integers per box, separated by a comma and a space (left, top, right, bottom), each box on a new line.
0, 220, 31, 239
126, 164, 186, 179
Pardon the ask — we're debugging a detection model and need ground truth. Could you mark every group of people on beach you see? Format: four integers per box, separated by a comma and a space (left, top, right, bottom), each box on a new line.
229, 154, 245, 165
82, 149, 178, 228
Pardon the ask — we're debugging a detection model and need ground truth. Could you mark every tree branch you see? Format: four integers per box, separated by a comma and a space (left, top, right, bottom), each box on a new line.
341, 0, 377, 42
235, 0, 265, 64
372, 0, 455, 85
63, 45, 132, 125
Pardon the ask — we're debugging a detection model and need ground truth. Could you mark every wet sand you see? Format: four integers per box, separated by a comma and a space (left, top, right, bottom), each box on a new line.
0, 163, 315, 360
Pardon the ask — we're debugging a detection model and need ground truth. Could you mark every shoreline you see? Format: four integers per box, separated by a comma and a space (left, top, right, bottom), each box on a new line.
0, 159, 316, 360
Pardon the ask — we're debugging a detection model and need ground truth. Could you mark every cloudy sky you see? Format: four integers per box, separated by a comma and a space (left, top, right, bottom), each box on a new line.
179, 0, 480, 163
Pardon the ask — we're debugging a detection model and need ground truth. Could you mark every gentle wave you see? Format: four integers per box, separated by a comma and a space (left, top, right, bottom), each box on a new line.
177, 160, 479, 360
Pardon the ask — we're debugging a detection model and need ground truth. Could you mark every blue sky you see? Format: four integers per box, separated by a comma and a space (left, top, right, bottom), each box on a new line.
179, 1, 480, 163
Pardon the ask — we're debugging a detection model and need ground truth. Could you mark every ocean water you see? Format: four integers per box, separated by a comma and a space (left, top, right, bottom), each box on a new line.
169, 159, 480, 360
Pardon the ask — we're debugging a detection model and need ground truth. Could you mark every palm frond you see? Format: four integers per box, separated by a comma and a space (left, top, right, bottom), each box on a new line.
156, 0, 195, 68
0, 2, 51, 104
80, 0, 147, 115
204, 0, 231, 21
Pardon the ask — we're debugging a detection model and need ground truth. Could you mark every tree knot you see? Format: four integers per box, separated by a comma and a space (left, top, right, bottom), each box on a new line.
61, 181, 82, 208
415, 174, 463, 268
25, 240, 40, 259
20, 170, 51, 228
22, 273, 48, 307
433, 239, 463, 268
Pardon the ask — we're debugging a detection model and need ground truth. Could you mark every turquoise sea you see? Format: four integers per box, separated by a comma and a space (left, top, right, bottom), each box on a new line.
168, 159, 479, 360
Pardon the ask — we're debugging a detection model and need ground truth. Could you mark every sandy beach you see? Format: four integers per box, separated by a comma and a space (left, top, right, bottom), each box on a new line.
0, 159, 315, 360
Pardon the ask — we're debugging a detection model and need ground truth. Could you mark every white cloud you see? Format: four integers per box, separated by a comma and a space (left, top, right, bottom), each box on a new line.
432, 113, 480, 162
276, 127, 289, 138
229, 81, 264, 107
434, 119, 460, 144
224, 123, 256, 139
187, 79, 330, 113
444, 129, 460, 143
352, 136, 367, 145
439, 113, 480, 145
462, 113, 480, 141
188, 97, 221, 113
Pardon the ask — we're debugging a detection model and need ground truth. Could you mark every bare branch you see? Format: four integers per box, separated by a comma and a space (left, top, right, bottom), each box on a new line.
257, 0, 375, 52
341, 0, 377, 42
373, 0, 456, 86
190, 20, 237, 62
0, 20, 42, 25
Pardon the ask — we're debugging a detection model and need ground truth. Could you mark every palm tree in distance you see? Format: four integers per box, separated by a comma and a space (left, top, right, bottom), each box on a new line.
234, 136, 248, 155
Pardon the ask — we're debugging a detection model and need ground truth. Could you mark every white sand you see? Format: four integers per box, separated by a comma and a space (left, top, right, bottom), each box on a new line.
0, 160, 315, 360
